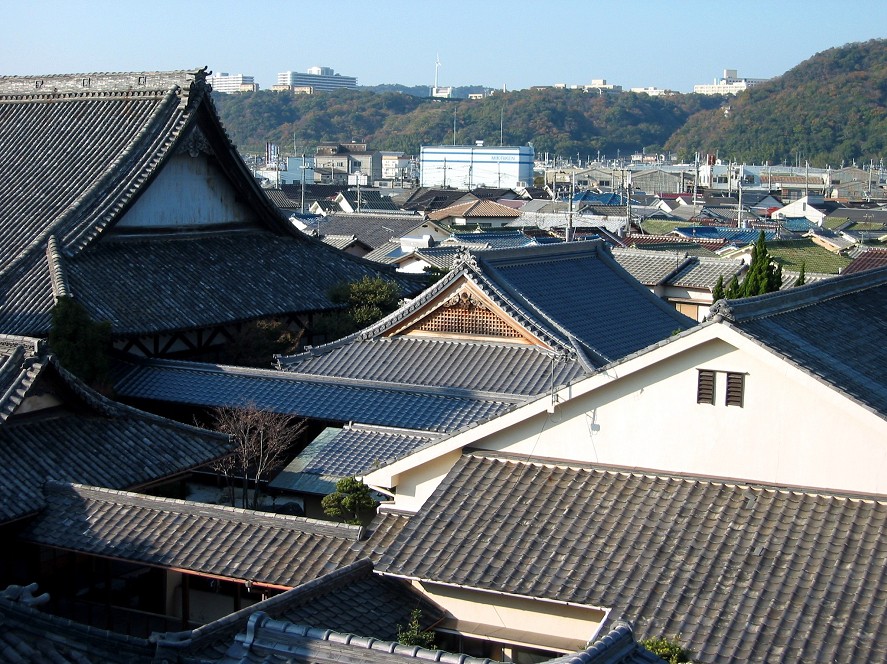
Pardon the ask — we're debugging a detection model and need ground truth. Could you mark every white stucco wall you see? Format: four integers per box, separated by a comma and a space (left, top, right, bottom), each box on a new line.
480, 335, 887, 495
370, 326, 887, 512
415, 581, 606, 653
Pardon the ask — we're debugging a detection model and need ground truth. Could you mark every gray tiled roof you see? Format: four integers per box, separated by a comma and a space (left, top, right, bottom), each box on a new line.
279, 337, 584, 397
214, 612, 494, 664
547, 622, 665, 664
710, 266, 887, 419
112, 357, 519, 433
0, 339, 231, 524
22, 482, 408, 589
0, 69, 418, 337
611, 248, 689, 286
63, 231, 418, 336
161, 559, 444, 662
0, 585, 155, 663
319, 213, 425, 249
322, 234, 364, 251
0, 335, 44, 422
445, 231, 539, 250
363, 240, 405, 264
412, 246, 463, 270
668, 255, 746, 289
1, 406, 230, 524
269, 426, 438, 495
339, 190, 401, 212
379, 450, 887, 664
475, 242, 694, 363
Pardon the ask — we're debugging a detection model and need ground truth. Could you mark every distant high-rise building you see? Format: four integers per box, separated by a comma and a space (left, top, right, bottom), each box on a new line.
275, 67, 357, 92
420, 145, 535, 189
693, 69, 768, 95
206, 72, 258, 94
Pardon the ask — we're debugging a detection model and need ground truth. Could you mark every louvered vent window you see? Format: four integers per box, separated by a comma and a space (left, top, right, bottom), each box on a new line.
725, 372, 745, 407
697, 370, 715, 405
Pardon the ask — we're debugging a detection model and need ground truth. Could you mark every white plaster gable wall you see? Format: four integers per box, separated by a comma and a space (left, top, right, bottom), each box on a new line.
115, 153, 254, 229
369, 324, 887, 512
480, 331, 887, 495
774, 197, 826, 224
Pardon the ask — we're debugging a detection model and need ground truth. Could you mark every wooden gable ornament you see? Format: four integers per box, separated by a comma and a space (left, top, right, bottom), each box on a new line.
386, 280, 550, 347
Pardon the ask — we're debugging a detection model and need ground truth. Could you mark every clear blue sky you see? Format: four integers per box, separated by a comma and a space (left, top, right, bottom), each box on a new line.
3, 0, 885, 92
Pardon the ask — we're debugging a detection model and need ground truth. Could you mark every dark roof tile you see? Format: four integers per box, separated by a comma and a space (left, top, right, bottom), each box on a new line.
22, 482, 408, 589
380, 451, 887, 664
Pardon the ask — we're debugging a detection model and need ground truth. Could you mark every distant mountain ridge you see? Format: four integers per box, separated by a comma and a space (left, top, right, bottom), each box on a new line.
213, 40, 887, 166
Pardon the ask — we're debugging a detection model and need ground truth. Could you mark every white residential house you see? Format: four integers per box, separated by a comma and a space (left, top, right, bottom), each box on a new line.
363, 270, 887, 512
772, 195, 828, 224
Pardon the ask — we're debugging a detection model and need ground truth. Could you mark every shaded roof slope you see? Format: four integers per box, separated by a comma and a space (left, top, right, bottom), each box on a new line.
160, 559, 445, 662
0, 336, 231, 524
379, 450, 887, 664
65, 231, 409, 335
0, 584, 155, 663
709, 267, 887, 419
22, 482, 408, 589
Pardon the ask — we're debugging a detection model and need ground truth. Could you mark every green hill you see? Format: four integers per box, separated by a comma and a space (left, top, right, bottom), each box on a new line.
666, 39, 887, 166
212, 39, 887, 166
212, 86, 722, 158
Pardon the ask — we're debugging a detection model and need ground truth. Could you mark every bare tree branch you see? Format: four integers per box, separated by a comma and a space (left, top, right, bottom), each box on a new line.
211, 404, 306, 509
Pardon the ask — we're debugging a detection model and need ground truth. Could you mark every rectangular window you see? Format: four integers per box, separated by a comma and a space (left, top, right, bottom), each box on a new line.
676, 302, 699, 320
726, 372, 745, 407
697, 370, 715, 405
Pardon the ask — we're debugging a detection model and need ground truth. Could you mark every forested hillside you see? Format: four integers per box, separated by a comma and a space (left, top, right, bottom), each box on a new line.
212, 86, 722, 159
666, 39, 887, 166
212, 39, 887, 166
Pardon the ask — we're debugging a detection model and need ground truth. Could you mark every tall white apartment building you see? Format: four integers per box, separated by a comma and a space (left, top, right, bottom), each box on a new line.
693, 69, 768, 95
276, 67, 357, 92
206, 73, 258, 94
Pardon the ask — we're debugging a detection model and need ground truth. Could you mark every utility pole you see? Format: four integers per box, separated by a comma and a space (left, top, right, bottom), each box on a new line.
567, 170, 575, 242
300, 153, 306, 214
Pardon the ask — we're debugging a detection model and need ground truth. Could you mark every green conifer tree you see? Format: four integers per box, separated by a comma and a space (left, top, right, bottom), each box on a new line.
794, 262, 806, 287
712, 275, 726, 302
739, 231, 781, 298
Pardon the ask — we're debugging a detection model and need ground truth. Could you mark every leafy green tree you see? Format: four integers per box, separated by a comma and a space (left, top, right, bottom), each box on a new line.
321, 477, 377, 525
397, 608, 436, 649
313, 276, 402, 341
48, 296, 112, 390
726, 274, 742, 299
640, 635, 691, 663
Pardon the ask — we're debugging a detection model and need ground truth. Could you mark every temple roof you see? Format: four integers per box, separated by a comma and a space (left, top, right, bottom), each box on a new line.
0, 69, 421, 337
